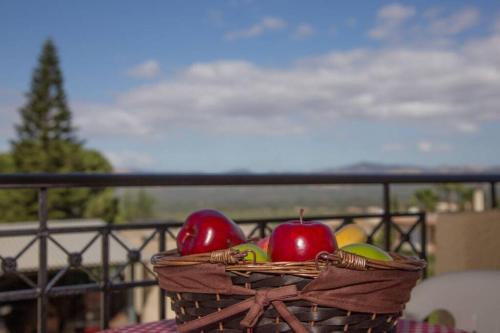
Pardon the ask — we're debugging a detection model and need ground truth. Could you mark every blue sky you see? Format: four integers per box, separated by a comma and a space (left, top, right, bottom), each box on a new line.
1, 1, 500, 172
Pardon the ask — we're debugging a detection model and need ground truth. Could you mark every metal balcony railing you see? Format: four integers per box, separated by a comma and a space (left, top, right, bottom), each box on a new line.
0, 172, 498, 333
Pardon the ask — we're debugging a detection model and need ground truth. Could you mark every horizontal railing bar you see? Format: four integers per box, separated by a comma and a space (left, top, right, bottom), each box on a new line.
109, 221, 182, 230
2, 281, 162, 301
47, 283, 101, 297
109, 280, 158, 290
234, 212, 424, 224
0, 281, 173, 300
0, 173, 498, 188
0, 282, 166, 303
0, 222, 179, 237
0, 228, 42, 237
0, 289, 37, 302
0, 212, 423, 237
44, 280, 158, 297
44, 222, 180, 234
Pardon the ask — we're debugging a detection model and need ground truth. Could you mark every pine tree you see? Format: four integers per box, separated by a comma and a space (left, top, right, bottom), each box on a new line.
16, 40, 77, 143
0, 39, 118, 223
12, 39, 80, 172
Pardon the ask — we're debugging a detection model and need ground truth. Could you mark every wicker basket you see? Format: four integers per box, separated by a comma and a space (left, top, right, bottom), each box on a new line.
152, 248, 425, 333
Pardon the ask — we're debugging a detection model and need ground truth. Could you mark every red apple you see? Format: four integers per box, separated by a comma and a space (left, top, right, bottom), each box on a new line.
177, 209, 246, 255
256, 236, 270, 252
268, 209, 337, 261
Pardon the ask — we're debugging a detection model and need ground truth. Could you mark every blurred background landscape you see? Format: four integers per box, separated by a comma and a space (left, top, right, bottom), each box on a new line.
2, 1, 499, 224
1, 1, 499, 332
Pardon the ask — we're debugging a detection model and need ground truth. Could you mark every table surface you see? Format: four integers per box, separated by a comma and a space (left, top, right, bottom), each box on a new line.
97, 319, 469, 333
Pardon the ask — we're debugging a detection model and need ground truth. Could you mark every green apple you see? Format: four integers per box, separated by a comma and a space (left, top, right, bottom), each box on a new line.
233, 243, 269, 263
341, 243, 393, 261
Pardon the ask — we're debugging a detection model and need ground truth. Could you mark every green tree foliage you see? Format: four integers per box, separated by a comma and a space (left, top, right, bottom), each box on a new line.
411, 188, 439, 212
0, 39, 118, 223
436, 183, 474, 212
118, 190, 156, 222
0, 153, 14, 172
411, 184, 475, 213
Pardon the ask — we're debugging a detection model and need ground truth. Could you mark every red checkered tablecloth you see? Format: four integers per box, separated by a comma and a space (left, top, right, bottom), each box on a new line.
98, 319, 469, 333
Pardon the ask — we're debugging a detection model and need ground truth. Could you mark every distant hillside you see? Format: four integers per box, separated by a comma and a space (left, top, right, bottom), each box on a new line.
320, 162, 500, 174
116, 162, 500, 175
117, 162, 499, 221
122, 184, 429, 221
322, 162, 424, 174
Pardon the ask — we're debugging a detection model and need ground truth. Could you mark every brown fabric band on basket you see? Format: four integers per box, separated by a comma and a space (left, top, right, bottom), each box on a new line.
176, 285, 308, 333
154, 250, 425, 332
155, 262, 421, 314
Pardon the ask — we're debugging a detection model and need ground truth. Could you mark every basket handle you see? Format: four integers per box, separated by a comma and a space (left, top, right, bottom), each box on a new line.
315, 250, 426, 271
151, 248, 251, 266
152, 248, 426, 272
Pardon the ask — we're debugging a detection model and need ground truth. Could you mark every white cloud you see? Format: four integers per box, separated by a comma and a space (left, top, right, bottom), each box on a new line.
68, 31, 500, 140
104, 150, 155, 171
369, 3, 416, 40
455, 122, 478, 133
417, 141, 432, 153
74, 103, 152, 138
417, 141, 451, 153
369, 5, 480, 43
428, 7, 480, 35
293, 23, 315, 39
225, 16, 286, 40
127, 60, 161, 79
379, 3, 416, 21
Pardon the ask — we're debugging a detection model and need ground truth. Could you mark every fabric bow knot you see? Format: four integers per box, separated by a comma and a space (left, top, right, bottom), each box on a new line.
178, 284, 308, 333
240, 286, 295, 327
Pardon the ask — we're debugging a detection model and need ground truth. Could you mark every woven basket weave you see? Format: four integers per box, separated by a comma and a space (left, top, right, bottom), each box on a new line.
153, 248, 425, 333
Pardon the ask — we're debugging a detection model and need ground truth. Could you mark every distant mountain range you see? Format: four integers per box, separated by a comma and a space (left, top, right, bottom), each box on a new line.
225, 162, 500, 175
320, 162, 500, 174
116, 162, 500, 174
118, 161, 500, 220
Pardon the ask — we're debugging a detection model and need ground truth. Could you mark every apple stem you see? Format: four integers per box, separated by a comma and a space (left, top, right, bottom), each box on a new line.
299, 208, 304, 224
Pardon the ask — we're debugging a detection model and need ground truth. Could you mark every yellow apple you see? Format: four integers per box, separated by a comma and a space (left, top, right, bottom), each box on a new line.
335, 224, 368, 248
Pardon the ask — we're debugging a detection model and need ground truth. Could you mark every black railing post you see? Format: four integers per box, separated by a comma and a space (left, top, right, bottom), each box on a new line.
491, 182, 497, 209
342, 217, 353, 229
100, 227, 110, 329
159, 227, 166, 320
128, 263, 136, 323
259, 221, 267, 239
37, 188, 48, 333
383, 183, 392, 251
419, 213, 428, 278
